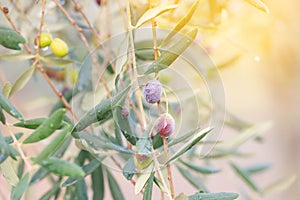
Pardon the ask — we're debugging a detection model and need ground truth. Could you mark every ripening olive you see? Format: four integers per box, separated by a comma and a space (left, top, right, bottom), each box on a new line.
50, 38, 69, 57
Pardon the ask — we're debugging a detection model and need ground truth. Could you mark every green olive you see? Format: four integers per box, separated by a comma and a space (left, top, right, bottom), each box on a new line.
50, 38, 69, 57
39, 32, 52, 48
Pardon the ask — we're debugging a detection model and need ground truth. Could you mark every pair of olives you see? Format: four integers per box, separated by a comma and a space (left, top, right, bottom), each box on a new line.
144, 80, 175, 138
39, 32, 69, 57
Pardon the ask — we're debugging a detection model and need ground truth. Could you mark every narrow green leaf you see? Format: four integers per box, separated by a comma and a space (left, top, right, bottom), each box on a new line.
30, 168, 49, 184
243, 163, 271, 175
4, 133, 23, 144
225, 123, 271, 148
136, 136, 152, 155
144, 28, 198, 75
153, 176, 167, 193
262, 174, 297, 194
40, 56, 74, 66
0, 154, 8, 164
0, 133, 20, 160
0, 105, 6, 124
180, 159, 220, 174
135, 5, 178, 28
62, 159, 101, 187
14, 118, 47, 129
17, 160, 24, 179
0, 159, 19, 186
78, 131, 134, 155
77, 54, 93, 92
9, 62, 36, 97
2, 82, 12, 98
73, 85, 131, 132
23, 108, 66, 144
168, 127, 202, 147
123, 158, 136, 180
143, 172, 154, 200
135, 170, 153, 194
74, 179, 88, 200
177, 165, 208, 192
161, 0, 199, 46
166, 127, 213, 164
0, 27, 26, 50
91, 164, 104, 200
115, 34, 129, 74
175, 193, 188, 200
243, 0, 270, 13
11, 173, 30, 200
40, 157, 85, 178
188, 192, 239, 200
39, 184, 60, 200
107, 169, 125, 200
152, 134, 163, 149
0, 92, 23, 120
113, 105, 136, 145
0, 54, 35, 61
229, 162, 260, 192
32, 126, 70, 163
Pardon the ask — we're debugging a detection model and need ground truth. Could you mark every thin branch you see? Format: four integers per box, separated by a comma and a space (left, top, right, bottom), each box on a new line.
6, 124, 32, 172
163, 137, 175, 199
126, 0, 147, 130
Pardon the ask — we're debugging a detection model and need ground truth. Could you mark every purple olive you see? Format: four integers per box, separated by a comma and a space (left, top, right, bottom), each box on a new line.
144, 80, 163, 104
156, 113, 175, 137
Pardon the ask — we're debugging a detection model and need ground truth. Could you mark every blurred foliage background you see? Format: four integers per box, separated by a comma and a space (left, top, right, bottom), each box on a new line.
0, 0, 299, 199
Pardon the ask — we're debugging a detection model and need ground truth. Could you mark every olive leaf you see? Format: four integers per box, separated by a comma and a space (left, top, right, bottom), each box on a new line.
177, 165, 208, 192
160, 0, 199, 46
135, 5, 178, 28
73, 85, 131, 132
91, 164, 104, 200
0, 92, 23, 120
142, 172, 154, 200
243, 0, 270, 13
107, 169, 125, 200
0, 54, 35, 61
0, 27, 26, 50
144, 28, 198, 75
62, 159, 101, 187
40, 157, 85, 178
11, 173, 30, 200
188, 192, 239, 200
23, 108, 66, 144
229, 162, 260, 192
166, 127, 213, 164
9, 62, 36, 97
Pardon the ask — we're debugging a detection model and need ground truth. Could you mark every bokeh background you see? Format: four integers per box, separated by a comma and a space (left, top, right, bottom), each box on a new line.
0, 0, 299, 199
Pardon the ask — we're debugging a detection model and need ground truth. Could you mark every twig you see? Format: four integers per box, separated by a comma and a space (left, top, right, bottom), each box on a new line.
6, 124, 32, 172
163, 137, 175, 199
126, 0, 147, 130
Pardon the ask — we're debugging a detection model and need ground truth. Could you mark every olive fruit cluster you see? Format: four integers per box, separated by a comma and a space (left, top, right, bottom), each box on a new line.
39, 32, 69, 57
143, 80, 175, 138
